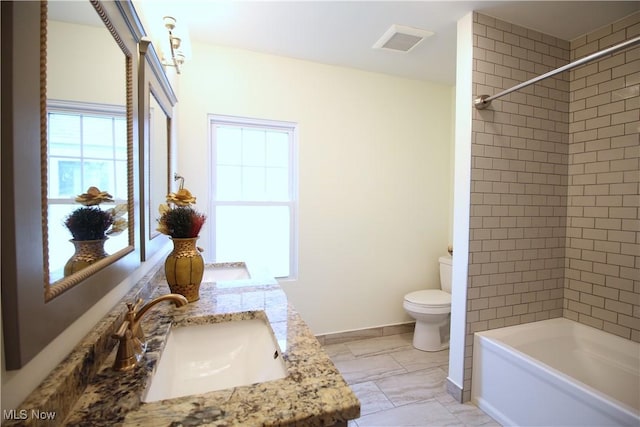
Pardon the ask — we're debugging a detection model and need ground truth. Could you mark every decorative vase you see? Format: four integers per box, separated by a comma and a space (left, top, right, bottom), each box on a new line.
164, 237, 204, 302
64, 238, 109, 277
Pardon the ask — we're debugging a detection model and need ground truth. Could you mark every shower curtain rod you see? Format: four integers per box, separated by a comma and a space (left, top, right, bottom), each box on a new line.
474, 35, 640, 109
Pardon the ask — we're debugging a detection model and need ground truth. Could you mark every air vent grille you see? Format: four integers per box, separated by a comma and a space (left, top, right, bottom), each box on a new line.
373, 24, 434, 53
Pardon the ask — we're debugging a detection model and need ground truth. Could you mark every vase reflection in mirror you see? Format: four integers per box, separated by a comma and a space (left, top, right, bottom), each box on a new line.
64, 238, 109, 277
62, 187, 128, 277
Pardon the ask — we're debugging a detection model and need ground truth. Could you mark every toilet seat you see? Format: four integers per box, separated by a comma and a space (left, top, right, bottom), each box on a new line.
404, 290, 451, 314
405, 289, 451, 306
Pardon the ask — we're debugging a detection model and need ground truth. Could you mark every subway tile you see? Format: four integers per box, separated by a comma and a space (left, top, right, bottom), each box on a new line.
609, 207, 637, 219
598, 76, 626, 93
619, 290, 640, 306
606, 276, 635, 292
624, 95, 639, 110
584, 161, 610, 174
593, 284, 620, 300
578, 313, 606, 329
596, 195, 623, 206
618, 314, 640, 331
574, 40, 600, 59
603, 321, 631, 339
612, 59, 640, 79
600, 29, 629, 49
621, 218, 640, 231
598, 123, 626, 138
586, 69, 612, 87
585, 115, 612, 130
580, 293, 605, 308
595, 171, 624, 183
568, 299, 592, 315
581, 250, 607, 263
598, 100, 625, 116
584, 183, 609, 195
623, 121, 639, 135
594, 239, 621, 253
607, 252, 636, 268
611, 110, 639, 125
587, 24, 613, 44
598, 52, 626, 72
622, 169, 640, 183
597, 147, 626, 160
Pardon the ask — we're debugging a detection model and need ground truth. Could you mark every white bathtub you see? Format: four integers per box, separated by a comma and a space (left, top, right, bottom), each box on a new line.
471, 318, 640, 427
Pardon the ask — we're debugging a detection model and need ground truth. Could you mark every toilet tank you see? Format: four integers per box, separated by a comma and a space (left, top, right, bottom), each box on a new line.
438, 255, 452, 293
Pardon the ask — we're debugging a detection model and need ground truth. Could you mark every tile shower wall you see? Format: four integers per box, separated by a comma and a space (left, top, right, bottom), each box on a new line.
463, 11, 639, 402
464, 13, 570, 401
565, 12, 640, 342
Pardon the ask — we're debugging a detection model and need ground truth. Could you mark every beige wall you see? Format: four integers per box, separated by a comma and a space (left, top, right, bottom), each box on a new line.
47, 20, 125, 104
177, 43, 455, 334
462, 11, 639, 402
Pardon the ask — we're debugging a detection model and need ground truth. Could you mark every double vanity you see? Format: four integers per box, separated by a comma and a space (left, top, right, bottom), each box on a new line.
11, 263, 360, 426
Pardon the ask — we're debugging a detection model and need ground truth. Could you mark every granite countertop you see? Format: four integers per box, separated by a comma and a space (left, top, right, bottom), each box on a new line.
11, 263, 360, 426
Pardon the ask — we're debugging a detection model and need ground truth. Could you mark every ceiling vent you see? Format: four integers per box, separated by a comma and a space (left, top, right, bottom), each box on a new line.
373, 24, 434, 53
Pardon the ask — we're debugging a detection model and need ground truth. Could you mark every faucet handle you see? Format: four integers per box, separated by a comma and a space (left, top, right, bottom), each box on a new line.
125, 298, 145, 342
112, 319, 131, 340
112, 320, 145, 371
126, 298, 143, 315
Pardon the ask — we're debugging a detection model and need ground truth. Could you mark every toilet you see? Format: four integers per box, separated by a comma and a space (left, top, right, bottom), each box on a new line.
403, 255, 452, 351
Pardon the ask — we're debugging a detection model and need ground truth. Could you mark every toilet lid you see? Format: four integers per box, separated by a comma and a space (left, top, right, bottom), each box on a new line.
404, 290, 451, 307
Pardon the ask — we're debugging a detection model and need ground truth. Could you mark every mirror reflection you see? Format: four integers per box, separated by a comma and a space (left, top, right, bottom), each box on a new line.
148, 90, 170, 241
46, 1, 130, 285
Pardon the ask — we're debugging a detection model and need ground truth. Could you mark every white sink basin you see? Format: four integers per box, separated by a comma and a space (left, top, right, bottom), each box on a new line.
202, 265, 250, 282
143, 318, 287, 402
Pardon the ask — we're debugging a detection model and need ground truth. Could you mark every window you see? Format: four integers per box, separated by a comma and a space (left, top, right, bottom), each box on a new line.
209, 115, 298, 279
47, 100, 127, 278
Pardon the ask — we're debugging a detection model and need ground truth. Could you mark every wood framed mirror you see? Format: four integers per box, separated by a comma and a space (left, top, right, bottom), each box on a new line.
1, 0, 144, 370
139, 39, 177, 261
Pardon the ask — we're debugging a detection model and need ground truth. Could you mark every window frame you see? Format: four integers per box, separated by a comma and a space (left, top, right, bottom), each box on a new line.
47, 99, 128, 205
46, 99, 129, 280
208, 114, 298, 279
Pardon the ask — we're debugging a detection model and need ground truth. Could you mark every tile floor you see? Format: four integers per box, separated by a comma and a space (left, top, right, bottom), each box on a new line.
323, 333, 500, 427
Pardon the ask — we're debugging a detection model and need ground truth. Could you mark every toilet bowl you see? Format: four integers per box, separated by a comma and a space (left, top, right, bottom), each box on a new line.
403, 255, 452, 351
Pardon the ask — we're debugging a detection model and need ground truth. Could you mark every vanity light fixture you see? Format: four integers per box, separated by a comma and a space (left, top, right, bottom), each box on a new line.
162, 16, 185, 74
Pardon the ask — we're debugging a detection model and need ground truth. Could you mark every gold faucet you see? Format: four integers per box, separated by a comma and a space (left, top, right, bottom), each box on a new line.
111, 293, 188, 371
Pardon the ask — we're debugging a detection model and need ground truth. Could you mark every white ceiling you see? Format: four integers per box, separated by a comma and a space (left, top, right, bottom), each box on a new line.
57, 1, 640, 85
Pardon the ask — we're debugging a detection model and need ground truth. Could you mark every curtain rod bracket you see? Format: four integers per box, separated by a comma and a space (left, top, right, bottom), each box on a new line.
474, 95, 491, 110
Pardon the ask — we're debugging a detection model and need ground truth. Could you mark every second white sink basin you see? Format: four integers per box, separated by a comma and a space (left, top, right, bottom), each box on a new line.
143, 318, 286, 402
202, 264, 250, 282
